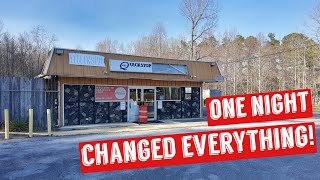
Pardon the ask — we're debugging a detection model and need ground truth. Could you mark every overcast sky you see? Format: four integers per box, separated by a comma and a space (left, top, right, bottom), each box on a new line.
0, 0, 317, 50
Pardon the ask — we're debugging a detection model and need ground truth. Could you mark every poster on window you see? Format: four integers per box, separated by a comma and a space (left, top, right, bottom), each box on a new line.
95, 86, 128, 102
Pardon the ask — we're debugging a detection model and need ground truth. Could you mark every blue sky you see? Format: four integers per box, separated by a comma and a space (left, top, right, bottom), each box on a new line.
0, 0, 317, 50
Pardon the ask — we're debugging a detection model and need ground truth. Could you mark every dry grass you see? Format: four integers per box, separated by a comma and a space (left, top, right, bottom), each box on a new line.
313, 104, 320, 111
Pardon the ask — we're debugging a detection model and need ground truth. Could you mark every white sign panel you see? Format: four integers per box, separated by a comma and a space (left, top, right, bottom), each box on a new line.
215, 75, 225, 82
157, 101, 163, 109
120, 101, 126, 110
109, 60, 152, 73
69, 53, 105, 67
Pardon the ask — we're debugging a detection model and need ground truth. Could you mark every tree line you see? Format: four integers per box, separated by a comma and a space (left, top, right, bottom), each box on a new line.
0, 22, 56, 77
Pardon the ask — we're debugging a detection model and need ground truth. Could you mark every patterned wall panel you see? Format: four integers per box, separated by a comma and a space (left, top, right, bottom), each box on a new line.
122, 106, 128, 122
64, 102, 79, 125
64, 85, 80, 125
172, 101, 182, 119
158, 101, 174, 120
79, 102, 95, 125
157, 87, 201, 120
181, 101, 192, 118
79, 85, 95, 102
78, 85, 95, 125
64, 84, 129, 125
95, 102, 109, 124
192, 87, 201, 118
64, 85, 79, 103
109, 102, 127, 123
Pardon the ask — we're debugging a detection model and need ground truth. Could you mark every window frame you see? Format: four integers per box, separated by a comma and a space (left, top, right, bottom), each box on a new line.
156, 86, 181, 101
184, 87, 192, 100
152, 63, 188, 75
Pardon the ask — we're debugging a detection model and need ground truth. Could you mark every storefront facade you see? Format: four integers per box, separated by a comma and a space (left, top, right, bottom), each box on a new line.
39, 48, 222, 127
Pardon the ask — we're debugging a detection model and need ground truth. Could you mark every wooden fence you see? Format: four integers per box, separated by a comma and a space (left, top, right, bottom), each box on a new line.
0, 77, 58, 128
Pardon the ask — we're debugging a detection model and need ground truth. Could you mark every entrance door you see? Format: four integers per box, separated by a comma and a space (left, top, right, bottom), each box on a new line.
128, 87, 156, 121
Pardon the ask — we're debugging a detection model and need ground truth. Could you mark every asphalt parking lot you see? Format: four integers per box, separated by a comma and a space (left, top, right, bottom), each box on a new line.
0, 117, 320, 180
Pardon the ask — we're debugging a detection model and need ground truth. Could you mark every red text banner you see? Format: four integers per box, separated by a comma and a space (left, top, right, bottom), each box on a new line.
205, 89, 312, 126
79, 122, 317, 173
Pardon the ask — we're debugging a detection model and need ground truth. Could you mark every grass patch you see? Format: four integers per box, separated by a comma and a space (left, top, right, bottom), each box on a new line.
313, 104, 320, 111
0, 119, 28, 132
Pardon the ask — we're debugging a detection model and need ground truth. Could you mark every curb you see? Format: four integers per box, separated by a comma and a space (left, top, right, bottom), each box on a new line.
0, 122, 208, 138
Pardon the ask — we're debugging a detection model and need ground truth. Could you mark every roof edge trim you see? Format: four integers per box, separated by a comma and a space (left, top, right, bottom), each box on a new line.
54, 47, 219, 63
43, 48, 55, 74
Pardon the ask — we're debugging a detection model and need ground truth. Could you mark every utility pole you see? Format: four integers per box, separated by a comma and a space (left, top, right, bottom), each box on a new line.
303, 46, 306, 89
294, 49, 298, 89
258, 47, 261, 93
233, 62, 236, 95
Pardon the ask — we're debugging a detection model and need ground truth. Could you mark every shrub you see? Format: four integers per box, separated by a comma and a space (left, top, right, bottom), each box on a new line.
9, 119, 28, 132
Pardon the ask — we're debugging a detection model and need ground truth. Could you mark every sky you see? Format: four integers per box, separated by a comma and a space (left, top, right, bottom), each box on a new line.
0, 0, 318, 50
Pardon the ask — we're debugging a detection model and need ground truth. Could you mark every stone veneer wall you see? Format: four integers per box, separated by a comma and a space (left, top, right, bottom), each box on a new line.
157, 87, 201, 120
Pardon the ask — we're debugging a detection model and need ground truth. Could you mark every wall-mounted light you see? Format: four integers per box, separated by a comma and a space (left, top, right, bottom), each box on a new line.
189, 75, 197, 79
56, 49, 64, 56
210, 62, 216, 67
43, 75, 52, 80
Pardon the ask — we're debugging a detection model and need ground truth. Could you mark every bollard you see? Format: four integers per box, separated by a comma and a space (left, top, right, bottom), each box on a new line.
29, 109, 33, 138
4, 109, 9, 140
47, 109, 52, 136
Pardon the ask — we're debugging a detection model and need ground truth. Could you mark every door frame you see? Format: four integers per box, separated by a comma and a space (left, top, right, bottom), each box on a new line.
127, 86, 157, 122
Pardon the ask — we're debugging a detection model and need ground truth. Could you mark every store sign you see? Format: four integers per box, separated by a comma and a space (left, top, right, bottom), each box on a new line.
215, 75, 225, 82
69, 53, 105, 67
95, 86, 128, 102
120, 101, 126, 110
157, 101, 163, 109
109, 60, 152, 73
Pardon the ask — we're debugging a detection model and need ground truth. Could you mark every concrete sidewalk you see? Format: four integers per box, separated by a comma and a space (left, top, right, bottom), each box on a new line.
0, 118, 207, 137
1, 116, 320, 138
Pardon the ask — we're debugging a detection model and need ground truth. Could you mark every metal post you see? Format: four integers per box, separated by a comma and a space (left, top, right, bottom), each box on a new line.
303, 46, 306, 89
29, 109, 33, 138
258, 47, 261, 93
47, 109, 52, 136
4, 109, 9, 140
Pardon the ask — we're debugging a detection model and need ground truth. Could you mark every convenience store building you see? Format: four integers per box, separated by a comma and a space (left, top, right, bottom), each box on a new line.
39, 48, 222, 127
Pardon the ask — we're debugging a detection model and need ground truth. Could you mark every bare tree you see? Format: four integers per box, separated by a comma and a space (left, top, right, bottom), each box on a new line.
151, 22, 167, 56
0, 20, 3, 34
0, 22, 57, 77
309, 0, 320, 42
95, 38, 123, 53
75, 45, 84, 50
180, 0, 219, 60
31, 25, 57, 74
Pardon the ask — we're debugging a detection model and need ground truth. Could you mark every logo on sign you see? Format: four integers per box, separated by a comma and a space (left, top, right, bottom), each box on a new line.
119, 61, 152, 71
120, 62, 130, 70
110, 60, 152, 72
115, 87, 127, 99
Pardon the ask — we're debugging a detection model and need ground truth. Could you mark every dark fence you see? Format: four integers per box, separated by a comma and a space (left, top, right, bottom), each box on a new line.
0, 77, 58, 128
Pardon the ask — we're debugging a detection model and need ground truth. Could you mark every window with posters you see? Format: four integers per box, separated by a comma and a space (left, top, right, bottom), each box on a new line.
95, 86, 128, 102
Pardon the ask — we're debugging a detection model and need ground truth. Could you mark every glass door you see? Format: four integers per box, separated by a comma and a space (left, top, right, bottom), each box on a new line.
128, 87, 156, 121
143, 89, 155, 119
